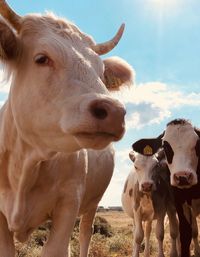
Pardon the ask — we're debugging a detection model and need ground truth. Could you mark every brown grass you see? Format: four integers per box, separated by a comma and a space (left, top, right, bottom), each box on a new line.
15, 210, 200, 257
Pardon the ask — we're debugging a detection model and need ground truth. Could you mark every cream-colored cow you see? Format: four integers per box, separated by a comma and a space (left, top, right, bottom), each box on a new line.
122, 150, 179, 257
0, 1, 134, 257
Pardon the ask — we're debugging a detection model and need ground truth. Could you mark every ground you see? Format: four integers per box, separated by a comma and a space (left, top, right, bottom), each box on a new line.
15, 210, 200, 257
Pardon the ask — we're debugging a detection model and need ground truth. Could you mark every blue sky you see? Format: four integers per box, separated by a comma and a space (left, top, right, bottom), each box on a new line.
1, 0, 200, 206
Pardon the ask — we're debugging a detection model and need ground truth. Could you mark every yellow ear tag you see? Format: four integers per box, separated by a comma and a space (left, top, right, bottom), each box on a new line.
143, 145, 153, 155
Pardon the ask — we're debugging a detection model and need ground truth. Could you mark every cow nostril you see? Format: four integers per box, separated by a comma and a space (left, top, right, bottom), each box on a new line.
174, 174, 179, 182
92, 107, 108, 120
188, 173, 193, 181
90, 100, 109, 120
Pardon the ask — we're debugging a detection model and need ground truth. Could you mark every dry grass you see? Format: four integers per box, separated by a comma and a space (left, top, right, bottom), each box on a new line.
15, 210, 200, 257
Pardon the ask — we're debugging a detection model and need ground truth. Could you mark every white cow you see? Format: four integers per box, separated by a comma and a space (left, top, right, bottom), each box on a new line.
122, 150, 179, 257
0, 1, 134, 257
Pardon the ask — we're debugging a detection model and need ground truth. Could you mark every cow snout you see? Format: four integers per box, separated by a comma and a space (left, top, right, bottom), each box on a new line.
89, 99, 126, 140
141, 182, 153, 192
174, 171, 193, 187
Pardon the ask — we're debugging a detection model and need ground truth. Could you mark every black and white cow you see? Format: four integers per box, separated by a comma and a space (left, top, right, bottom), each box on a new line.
122, 142, 179, 257
136, 119, 200, 257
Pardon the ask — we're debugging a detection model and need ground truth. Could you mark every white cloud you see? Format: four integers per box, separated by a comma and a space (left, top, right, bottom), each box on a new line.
0, 69, 11, 93
113, 82, 200, 129
100, 149, 132, 206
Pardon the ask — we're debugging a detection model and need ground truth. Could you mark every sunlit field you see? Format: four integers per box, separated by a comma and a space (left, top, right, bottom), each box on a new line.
15, 210, 200, 257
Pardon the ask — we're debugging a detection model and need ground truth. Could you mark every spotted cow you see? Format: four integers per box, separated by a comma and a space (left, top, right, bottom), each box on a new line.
121, 141, 179, 257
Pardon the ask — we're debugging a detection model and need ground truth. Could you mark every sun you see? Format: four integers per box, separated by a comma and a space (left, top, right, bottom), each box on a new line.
145, 0, 181, 21
148, 0, 179, 10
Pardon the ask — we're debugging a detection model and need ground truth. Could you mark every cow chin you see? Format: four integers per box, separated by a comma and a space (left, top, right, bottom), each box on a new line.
74, 131, 123, 150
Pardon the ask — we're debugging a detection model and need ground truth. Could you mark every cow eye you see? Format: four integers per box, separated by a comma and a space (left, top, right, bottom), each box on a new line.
163, 141, 174, 164
34, 54, 51, 65
134, 165, 139, 170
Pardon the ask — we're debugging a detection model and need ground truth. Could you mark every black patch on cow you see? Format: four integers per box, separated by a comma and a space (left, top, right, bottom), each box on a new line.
195, 128, 200, 158
195, 139, 200, 157
194, 127, 200, 138
172, 156, 200, 257
132, 138, 162, 156
163, 141, 174, 164
167, 118, 191, 127
129, 188, 133, 197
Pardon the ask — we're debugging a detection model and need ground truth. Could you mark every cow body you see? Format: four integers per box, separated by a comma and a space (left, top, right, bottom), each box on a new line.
160, 119, 200, 257
0, 2, 134, 256
1, 146, 114, 256
137, 119, 200, 257
121, 151, 179, 257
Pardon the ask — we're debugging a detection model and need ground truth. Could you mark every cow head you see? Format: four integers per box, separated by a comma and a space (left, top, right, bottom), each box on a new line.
0, 1, 134, 153
162, 119, 200, 188
129, 141, 161, 193
135, 119, 200, 189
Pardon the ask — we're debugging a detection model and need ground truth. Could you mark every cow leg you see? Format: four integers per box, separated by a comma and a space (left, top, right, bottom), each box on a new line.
144, 221, 152, 257
176, 203, 192, 257
155, 212, 165, 257
79, 207, 97, 257
132, 210, 144, 257
41, 189, 81, 257
0, 212, 15, 257
191, 213, 200, 257
167, 207, 179, 257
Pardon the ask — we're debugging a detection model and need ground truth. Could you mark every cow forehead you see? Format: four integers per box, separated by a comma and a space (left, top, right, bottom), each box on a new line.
21, 14, 95, 45
134, 153, 157, 170
20, 15, 104, 76
163, 124, 198, 149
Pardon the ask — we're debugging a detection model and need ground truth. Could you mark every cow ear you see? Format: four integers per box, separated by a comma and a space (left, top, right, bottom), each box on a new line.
129, 151, 136, 162
194, 128, 200, 138
0, 20, 19, 60
156, 149, 167, 168
103, 57, 135, 91
156, 149, 165, 162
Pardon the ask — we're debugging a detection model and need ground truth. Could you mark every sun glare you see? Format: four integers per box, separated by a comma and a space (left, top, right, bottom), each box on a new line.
148, 0, 179, 10
145, 0, 181, 22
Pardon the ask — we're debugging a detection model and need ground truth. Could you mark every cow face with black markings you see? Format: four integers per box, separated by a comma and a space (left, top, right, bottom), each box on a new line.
137, 119, 200, 189
162, 119, 200, 188
129, 151, 158, 193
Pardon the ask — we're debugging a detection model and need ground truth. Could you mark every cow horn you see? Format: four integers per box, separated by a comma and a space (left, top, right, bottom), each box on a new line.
0, 0, 22, 31
92, 23, 125, 55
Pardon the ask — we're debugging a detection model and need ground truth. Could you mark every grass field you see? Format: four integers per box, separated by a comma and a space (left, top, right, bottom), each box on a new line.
15, 210, 200, 257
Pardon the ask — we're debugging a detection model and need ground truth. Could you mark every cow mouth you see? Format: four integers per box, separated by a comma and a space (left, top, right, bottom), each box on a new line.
141, 189, 152, 194
73, 131, 123, 149
74, 131, 120, 141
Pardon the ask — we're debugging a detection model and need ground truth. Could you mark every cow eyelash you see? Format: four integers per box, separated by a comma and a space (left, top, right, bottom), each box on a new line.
34, 54, 52, 66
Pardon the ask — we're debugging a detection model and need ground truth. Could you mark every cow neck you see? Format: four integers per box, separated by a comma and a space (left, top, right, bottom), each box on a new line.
0, 101, 54, 188
0, 101, 56, 230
